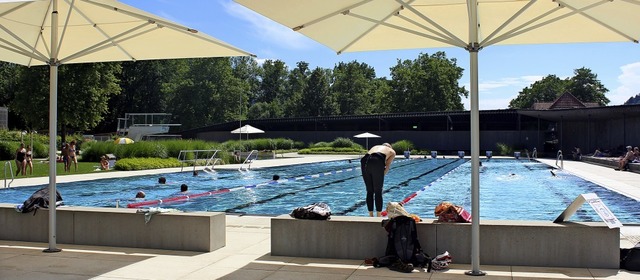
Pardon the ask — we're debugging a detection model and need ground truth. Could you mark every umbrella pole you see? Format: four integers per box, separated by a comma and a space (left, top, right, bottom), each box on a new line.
45, 0, 61, 253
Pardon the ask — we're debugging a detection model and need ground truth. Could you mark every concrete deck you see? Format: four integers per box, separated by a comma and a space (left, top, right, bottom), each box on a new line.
1, 155, 639, 279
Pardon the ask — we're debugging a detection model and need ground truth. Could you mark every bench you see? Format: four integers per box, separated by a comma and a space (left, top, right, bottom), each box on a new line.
0, 204, 225, 252
271, 215, 619, 269
581, 156, 640, 173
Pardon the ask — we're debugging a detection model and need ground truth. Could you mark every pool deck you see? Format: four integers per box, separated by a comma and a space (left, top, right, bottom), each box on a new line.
1, 155, 639, 279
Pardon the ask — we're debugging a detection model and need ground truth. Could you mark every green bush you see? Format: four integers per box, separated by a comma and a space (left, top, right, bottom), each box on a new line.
310, 141, 331, 148
114, 157, 182, 171
0, 141, 18, 160
298, 146, 363, 154
331, 137, 356, 148
392, 140, 415, 154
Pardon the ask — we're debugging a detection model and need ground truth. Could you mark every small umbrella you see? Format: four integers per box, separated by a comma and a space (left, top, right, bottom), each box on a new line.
353, 132, 380, 150
231, 124, 265, 140
114, 137, 134, 145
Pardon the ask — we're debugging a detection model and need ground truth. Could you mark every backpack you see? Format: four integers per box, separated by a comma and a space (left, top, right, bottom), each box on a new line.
621, 247, 640, 271
383, 216, 432, 271
290, 202, 331, 220
16, 187, 63, 215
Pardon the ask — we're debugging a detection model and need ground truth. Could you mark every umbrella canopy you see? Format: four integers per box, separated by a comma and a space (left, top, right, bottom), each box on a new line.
353, 132, 380, 150
114, 137, 134, 144
231, 124, 265, 134
231, 124, 265, 141
0, 0, 252, 252
234, 0, 640, 275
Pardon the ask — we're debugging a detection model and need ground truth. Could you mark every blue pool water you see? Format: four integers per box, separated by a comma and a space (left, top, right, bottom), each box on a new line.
1, 158, 638, 223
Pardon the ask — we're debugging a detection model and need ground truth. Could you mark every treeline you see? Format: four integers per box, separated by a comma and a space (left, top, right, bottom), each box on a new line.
0, 51, 467, 134
0, 51, 613, 136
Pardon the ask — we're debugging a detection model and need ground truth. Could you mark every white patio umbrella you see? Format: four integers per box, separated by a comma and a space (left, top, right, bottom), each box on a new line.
0, 0, 252, 252
353, 132, 380, 150
231, 124, 265, 140
234, 0, 640, 275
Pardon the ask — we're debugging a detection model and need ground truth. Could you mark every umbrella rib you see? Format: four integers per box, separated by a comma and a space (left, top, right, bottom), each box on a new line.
291, 0, 373, 31
0, 2, 49, 63
397, 0, 467, 47
558, 0, 639, 43
344, 12, 467, 51
482, 6, 562, 47
480, 0, 538, 47
58, 22, 151, 63
338, 4, 407, 54
84, 0, 253, 57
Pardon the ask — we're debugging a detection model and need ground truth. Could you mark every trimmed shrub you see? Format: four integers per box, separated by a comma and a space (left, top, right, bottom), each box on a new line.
114, 157, 182, 171
392, 140, 415, 154
331, 137, 356, 148
496, 142, 513, 156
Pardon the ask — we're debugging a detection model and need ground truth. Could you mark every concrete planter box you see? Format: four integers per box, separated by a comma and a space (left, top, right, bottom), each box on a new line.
0, 204, 225, 252
271, 215, 619, 269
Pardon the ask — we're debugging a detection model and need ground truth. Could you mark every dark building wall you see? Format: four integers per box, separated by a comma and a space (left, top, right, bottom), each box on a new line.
561, 115, 640, 156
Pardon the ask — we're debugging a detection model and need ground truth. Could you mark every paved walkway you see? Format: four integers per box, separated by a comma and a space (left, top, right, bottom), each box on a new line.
1, 155, 639, 279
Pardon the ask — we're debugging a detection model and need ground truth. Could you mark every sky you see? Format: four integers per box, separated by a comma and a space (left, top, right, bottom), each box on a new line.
122, 0, 640, 111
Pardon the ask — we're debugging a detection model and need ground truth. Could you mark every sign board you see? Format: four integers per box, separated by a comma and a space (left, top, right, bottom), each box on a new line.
554, 193, 622, 229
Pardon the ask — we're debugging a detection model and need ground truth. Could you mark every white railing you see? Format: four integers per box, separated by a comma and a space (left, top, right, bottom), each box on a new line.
532, 147, 538, 159
556, 150, 564, 170
239, 150, 259, 171
177, 149, 220, 173
4, 161, 14, 188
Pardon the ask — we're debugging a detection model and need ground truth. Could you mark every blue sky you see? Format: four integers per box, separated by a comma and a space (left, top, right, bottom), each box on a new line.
122, 0, 640, 110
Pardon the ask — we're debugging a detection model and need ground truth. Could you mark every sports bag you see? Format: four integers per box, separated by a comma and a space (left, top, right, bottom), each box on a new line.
383, 215, 432, 270
16, 187, 63, 215
290, 202, 331, 220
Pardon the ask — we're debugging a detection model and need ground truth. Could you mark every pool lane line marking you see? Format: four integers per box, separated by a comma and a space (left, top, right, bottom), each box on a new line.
336, 158, 460, 215
126, 163, 399, 208
379, 159, 468, 217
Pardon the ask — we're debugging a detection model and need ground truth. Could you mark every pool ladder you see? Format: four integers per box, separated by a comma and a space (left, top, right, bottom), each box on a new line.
555, 150, 564, 170
4, 161, 14, 188
239, 150, 259, 171
526, 147, 538, 161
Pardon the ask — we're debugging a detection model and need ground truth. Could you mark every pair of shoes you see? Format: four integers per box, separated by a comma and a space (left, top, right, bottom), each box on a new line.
388, 259, 414, 273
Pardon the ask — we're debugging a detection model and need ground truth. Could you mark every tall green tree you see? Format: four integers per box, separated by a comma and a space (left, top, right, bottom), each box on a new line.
169, 58, 243, 130
284, 61, 310, 117
331, 61, 377, 115
0, 62, 24, 129
566, 67, 609, 106
388, 52, 466, 112
231, 56, 261, 122
11, 63, 121, 138
256, 59, 288, 104
508, 75, 567, 109
301, 67, 334, 116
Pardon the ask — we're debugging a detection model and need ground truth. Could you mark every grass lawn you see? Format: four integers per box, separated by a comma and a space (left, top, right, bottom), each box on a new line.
1, 160, 113, 180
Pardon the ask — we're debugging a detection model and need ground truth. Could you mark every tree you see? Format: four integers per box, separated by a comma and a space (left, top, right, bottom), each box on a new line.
331, 61, 377, 115
168, 58, 244, 130
230, 56, 261, 122
301, 67, 335, 116
284, 62, 310, 117
11, 63, 121, 138
388, 52, 466, 112
508, 75, 567, 109
566, 67, 609, 106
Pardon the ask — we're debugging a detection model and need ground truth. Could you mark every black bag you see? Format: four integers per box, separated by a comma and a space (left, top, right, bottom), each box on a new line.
290, 202, 331, 220
17, 187, 63, 215
621, 247, 640, 271
383, 216, 432, 271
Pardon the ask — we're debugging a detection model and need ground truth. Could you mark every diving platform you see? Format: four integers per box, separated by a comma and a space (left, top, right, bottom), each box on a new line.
117, 113, 181, 141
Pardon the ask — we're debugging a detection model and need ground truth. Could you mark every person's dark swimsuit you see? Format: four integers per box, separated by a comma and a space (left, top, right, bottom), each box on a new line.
360, 152, 386, 212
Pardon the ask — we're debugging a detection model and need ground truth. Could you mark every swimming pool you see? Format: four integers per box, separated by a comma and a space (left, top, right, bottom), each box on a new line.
1, 158, 638, 224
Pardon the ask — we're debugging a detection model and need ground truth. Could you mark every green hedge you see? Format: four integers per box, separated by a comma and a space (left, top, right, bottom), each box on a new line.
114, 157, 183, 171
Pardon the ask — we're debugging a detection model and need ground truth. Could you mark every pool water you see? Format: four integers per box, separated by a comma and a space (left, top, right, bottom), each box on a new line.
1, 158, 638, 223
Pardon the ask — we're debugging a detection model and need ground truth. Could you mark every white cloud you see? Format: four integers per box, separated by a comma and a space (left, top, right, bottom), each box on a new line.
222, 1, 313, 50
610, 62, 640, 105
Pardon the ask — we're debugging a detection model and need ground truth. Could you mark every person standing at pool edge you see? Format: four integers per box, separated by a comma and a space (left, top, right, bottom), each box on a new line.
361, 143, 396, 217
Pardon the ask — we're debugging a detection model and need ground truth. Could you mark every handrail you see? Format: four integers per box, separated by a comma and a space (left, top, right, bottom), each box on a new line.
4, 161, 14, 188
239, 150, 259, 171
556, 150, 564, 170
532, 147, 538, 159
177, 149, 220, 172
